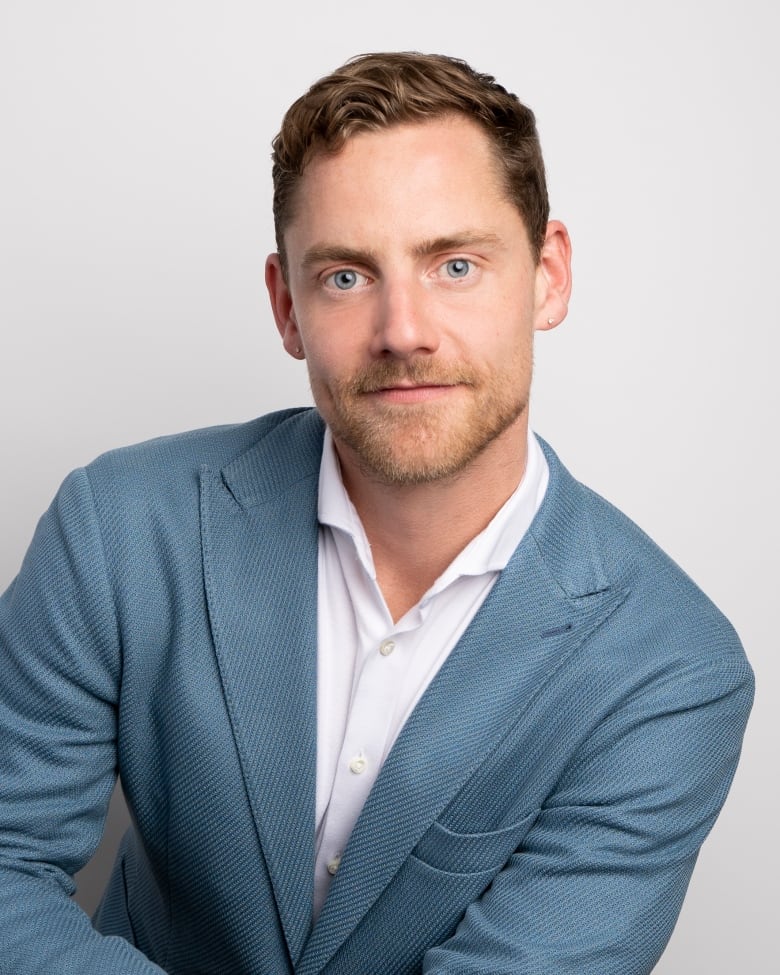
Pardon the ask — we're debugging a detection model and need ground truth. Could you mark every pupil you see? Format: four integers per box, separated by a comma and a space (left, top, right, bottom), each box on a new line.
337, 271, 355, 289
450, 260, 467, 277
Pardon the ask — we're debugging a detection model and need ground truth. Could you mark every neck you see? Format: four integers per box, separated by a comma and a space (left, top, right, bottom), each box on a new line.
335, 417, 529, 622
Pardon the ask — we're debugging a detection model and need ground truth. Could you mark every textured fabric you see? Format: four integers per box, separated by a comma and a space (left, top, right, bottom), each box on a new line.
0, 408, 754, 974
313, 426, 548, 917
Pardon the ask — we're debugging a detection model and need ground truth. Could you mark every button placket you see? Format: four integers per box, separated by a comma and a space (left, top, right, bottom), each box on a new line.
317, 626, 409, 903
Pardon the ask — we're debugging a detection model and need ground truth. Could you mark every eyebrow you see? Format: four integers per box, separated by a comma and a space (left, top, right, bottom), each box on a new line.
299, 232, 504, 272
411, 232, 503, 259
300, 245, 380, 272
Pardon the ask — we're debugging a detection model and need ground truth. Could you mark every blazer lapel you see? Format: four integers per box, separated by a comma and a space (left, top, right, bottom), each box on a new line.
299, 440, 628, 974
199, 410, 325, 966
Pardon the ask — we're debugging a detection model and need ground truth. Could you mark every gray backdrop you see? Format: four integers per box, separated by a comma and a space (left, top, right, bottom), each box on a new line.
1, 2, 777, 971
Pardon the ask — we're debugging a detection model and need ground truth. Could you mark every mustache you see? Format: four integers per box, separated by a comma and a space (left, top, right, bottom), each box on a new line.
342, 359, 477, 395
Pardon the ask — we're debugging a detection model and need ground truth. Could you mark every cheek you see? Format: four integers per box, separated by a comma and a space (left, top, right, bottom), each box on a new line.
473, 307, 535, 367
300, 311, 374, 373
301, 340, 355, 394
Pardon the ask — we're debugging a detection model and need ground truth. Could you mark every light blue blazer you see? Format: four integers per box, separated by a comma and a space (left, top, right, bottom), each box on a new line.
0, 409, 753, 974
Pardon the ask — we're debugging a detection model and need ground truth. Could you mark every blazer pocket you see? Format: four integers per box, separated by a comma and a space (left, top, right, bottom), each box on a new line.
411, 809, 539, 875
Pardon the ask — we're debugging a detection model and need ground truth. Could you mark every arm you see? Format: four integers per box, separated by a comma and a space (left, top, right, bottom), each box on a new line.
422, 651, 754, 974
0, 469, 165, 973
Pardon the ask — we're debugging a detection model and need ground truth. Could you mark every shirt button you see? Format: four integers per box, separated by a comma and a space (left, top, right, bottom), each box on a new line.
349, 755, 367, 775
379, 639, 395, 657
327, 855, 341, 876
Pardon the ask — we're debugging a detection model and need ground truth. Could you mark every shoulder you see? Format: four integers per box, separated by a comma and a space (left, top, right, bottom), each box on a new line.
81, 408, 316, 503
45, 408, 322, 564
87, 408, 311, 480
536, 437, 749, 672
527, 439, 754, 789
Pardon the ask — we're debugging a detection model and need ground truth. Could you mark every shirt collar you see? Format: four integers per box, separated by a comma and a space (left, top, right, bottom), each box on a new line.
317, 425, 549, 591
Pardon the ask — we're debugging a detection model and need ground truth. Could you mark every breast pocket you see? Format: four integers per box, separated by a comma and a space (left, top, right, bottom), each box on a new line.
411, 808, 539, 875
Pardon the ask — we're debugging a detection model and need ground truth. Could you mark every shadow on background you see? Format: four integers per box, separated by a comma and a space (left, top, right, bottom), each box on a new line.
73, 781, 131, 916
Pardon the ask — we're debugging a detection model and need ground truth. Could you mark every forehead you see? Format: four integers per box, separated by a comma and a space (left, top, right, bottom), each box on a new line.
284, 116, 521, 254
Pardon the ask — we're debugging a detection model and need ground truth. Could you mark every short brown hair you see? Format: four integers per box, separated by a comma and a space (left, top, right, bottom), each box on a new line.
271, 52, 549, 273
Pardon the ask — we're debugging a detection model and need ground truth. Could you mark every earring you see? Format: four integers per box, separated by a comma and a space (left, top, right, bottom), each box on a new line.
547, 317, 555, 325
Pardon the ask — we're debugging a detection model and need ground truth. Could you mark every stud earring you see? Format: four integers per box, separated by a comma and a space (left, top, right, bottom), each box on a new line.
547, 317, 555, 325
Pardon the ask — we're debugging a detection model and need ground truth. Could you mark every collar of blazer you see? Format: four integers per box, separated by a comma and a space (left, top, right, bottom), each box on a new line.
199, 408, 626, 971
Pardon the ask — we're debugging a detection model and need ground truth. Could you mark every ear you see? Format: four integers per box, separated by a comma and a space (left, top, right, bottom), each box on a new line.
265, 253, 305, 359
533, 220, 572, 332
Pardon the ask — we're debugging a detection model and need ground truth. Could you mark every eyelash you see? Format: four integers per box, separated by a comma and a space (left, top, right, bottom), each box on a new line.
323, 268, 370, 291
320, 257, 478, 292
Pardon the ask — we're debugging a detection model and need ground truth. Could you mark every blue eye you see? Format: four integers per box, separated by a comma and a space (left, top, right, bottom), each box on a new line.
445, 259, 471, 278
323, 268, 369, 291
331, 269, 359, 290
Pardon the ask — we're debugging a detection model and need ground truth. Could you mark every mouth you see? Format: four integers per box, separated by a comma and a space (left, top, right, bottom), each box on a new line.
368, 383, 462, 404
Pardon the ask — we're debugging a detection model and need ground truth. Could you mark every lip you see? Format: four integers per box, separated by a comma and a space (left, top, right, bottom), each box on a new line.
368, 384, 460, 404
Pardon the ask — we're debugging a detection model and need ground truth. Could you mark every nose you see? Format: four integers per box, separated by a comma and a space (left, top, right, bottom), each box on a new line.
369, 278, 440, 359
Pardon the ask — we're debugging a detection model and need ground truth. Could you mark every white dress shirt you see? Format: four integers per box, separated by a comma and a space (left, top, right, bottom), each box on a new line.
313, 427, 549, 917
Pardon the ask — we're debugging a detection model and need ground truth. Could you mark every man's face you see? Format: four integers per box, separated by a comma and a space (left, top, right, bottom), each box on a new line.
267, 115, 567, 487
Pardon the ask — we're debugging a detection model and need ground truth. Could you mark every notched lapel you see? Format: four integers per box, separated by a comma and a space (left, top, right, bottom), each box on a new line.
199, 412, 324, 965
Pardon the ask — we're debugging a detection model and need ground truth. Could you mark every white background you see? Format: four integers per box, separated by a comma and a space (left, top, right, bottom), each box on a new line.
1, 1, 777, 970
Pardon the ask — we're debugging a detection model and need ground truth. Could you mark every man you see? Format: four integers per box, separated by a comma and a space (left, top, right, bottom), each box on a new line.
0, 53, 753, 974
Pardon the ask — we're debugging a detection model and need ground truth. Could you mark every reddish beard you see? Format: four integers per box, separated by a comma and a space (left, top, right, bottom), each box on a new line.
315, 356, 527, 486
339, 357, 478, 396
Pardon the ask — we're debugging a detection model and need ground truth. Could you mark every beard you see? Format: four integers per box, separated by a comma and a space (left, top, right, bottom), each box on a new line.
313, 357, 529, 486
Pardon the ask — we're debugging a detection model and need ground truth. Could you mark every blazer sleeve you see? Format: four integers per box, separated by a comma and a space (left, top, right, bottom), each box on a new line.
0, 469, 166, 974
421, 646, 754, 975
